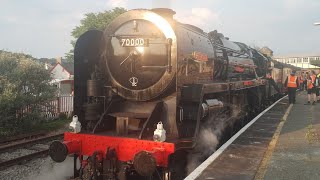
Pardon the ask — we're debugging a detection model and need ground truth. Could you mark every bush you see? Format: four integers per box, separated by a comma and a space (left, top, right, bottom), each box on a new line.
0, 50, 56, 136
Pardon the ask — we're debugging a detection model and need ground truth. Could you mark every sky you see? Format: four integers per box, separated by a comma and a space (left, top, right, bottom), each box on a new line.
0, 0, 320, 58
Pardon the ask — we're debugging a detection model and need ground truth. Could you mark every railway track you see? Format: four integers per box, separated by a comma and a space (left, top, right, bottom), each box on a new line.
0, 133, 63, 170
0, 131, 46, 146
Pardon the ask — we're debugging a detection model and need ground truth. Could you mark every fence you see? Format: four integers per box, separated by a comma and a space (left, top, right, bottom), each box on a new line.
18, 96, 74, 120
44, 96, 73, 119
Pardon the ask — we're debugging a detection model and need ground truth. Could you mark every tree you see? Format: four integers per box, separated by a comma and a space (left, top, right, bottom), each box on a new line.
0, 50, 56, 135
65, 7, 127, 62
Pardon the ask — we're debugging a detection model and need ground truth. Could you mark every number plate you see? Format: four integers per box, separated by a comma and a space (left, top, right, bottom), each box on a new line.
120, 38, 149, 47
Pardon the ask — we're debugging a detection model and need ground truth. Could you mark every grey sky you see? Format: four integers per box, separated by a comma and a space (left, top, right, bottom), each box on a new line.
0, 0, 319, 58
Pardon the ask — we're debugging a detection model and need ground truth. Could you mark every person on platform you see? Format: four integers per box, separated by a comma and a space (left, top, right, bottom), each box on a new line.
304, 72, 308, 91
305, 70, 317, 105
284, 70, 299, 104
316, 70, 320, 102
298, 72, 304, 91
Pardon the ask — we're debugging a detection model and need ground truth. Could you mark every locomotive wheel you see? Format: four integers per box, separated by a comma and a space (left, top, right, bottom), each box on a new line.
81, 155, 102, 180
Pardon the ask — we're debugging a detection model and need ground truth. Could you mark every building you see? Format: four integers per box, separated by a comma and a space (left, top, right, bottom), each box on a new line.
49, 59, 74, 96
274, 55, 320, 69
260, 47, 273, 57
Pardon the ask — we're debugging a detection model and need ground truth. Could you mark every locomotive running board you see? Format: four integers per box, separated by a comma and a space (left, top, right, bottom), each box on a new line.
203, 79, 267, 94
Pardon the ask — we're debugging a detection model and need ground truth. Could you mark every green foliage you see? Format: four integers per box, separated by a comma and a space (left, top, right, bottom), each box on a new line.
32, 118, 69, 133
0, 50, 56, 136
65, 7, 127, 62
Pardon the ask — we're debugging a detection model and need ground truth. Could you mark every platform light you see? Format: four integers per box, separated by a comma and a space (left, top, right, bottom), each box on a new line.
314, 22, 320, 26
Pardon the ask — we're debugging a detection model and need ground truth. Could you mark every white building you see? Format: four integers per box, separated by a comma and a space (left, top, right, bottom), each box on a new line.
274, 56, 320, 69
49, 62, 74, 96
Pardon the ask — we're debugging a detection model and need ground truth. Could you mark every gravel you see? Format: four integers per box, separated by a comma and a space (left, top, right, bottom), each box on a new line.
0, 126, 74, 180
0, 143, 50, 161
31, 143, 49, 150
0, 149, 38, 161
0, 156, 73, 180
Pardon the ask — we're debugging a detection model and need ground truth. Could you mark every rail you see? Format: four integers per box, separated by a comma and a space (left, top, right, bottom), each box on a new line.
0, 133, 63, 170
0, 133, 63, 153
0, 131, 46, 145
0, 150, 49, 170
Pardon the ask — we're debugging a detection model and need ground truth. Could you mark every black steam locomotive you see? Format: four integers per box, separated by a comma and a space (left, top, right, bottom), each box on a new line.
49, 8, 282, 180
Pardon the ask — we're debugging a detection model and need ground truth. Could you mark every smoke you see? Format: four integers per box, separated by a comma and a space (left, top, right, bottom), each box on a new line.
28, 157, 74, 180
186, 104, 243, 174
152, 0, 172, 8
186, 128, 219, 173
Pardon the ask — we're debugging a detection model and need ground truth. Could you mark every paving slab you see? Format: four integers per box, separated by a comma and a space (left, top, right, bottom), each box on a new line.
193, 92, 320, 180
263, 92, 320, 180
194, 96, 289, 180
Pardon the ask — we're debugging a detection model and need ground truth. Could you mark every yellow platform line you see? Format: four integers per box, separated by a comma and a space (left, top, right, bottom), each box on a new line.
254, 103, 293, 180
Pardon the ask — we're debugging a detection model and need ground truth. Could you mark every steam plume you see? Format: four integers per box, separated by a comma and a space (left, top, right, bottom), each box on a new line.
186, 104, 244, 174
29, 157, 74, 180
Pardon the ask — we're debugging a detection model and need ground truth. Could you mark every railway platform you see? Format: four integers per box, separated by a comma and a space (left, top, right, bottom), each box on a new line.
186, 91, 320, 180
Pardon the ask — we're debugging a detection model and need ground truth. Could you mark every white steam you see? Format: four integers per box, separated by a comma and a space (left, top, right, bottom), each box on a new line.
186, 105, 243, 174
29, 157, 74, 180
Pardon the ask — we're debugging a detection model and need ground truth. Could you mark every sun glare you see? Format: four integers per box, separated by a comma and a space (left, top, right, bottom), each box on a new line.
144, 13, 175, 39
136, 47, 144, 54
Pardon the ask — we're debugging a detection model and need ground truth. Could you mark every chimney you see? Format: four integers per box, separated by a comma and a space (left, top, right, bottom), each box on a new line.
151, 8, 176, 23
45, 62, 49, 70
56, 57, 62, 64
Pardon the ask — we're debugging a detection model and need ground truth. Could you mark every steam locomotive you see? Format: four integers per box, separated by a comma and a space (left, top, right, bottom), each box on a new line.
49, 8, 291, 180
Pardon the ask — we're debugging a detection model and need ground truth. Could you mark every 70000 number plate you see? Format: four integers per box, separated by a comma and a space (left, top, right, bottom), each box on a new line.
120, 38, 149, 47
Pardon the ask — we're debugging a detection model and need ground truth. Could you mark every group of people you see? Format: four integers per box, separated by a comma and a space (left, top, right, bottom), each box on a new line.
284, 70, 320, 104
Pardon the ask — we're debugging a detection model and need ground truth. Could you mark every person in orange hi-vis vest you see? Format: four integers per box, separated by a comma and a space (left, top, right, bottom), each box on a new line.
284, 70, 299, 104
305, 70, 317, 105
298, 73, 304, 91
304, 72, 308, 91
316, 70, 320, 102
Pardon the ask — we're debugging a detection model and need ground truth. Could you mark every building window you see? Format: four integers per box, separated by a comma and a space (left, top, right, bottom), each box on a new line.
297, 58, 302, 63
304, 59, 309, 63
